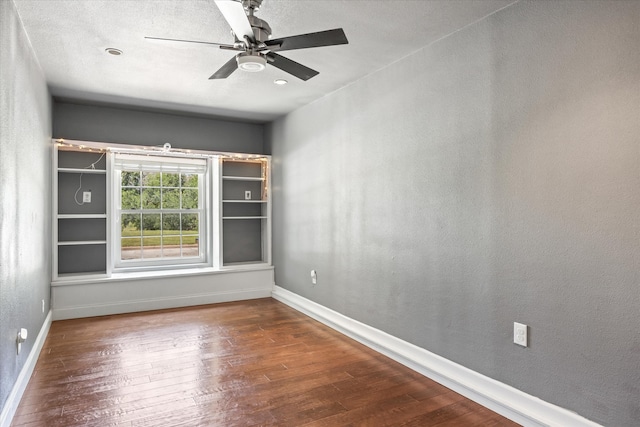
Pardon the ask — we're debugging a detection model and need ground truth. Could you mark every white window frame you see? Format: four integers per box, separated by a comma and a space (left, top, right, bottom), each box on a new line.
111, 153, 213, 272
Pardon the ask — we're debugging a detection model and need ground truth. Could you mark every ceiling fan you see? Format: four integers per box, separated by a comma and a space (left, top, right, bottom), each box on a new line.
145, 0, 349, 81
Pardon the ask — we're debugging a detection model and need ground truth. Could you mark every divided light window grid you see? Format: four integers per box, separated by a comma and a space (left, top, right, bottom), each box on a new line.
114, 154, 207, 267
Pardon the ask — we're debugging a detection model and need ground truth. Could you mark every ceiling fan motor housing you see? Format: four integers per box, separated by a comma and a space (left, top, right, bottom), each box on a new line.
248, 15, 272, 43
236, 51, 266, 72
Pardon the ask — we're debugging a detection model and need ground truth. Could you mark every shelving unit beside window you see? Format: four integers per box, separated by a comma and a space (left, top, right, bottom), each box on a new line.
221, 157, 271, 267
54, 147, 109, 279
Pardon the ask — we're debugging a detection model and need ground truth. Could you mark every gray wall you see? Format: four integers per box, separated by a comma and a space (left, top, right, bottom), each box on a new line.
0, 0, 52, 413
54, 101, 266, 154
268, 1, 640, 426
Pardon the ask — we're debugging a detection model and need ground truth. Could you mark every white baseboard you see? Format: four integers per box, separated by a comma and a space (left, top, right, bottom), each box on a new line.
0, 310, 52, 427
272, 286, 602, 427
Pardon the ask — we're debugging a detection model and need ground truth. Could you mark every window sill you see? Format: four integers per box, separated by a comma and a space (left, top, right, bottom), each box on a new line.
51, 263, 273, 287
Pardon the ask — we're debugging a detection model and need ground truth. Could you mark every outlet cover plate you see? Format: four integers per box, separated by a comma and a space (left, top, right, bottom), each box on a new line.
514, 322, 528, 347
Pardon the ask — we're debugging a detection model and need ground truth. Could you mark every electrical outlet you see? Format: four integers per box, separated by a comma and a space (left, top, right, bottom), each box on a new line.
17, 328, 27, 355
41, 299, 45, 313
244, 190, 252, 200
514, 322, 528, 347
310, 270, 317, 285
83, 191, 91, 203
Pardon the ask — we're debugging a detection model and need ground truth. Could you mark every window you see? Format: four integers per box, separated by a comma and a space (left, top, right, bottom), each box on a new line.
113, 154, 209, 269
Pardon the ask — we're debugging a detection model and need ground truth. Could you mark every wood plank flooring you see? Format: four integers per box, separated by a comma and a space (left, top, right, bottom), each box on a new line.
12, 298, 520, 426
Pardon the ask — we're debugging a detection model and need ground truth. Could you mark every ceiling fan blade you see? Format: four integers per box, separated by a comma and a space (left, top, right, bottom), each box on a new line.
214, 0, 254, 43
209, 55, 238, 79
145, 36, 236, 49
264, 28, 348, 52
266, 53, 319, 81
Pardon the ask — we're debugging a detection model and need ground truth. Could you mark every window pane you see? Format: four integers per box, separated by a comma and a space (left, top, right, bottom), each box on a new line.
121, 214, 141, 235
142, 237, 162, 259
161, 243, 183, 258
183, 238, 199, 257
121, 212, 142, 261
142, 214, 161, 233
162, 188, 180, 209
181, 213, 199, 234
142, 171, 161, 186
162, 214, 180, 234
182, 212, 199, 258
142, 188, 161, 209
162, 234, 180, 247
162, 172, 180, 187
181, 189, 198, 209
181, 234, 199, 244
121, 171, 140, 187
142, 213, 161, 259
121, 237, 142, 260
121, 188, 141, 210
181, 173, 198, 188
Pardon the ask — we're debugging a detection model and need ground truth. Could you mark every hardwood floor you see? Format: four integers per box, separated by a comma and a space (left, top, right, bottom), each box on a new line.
12, 298, 520, 426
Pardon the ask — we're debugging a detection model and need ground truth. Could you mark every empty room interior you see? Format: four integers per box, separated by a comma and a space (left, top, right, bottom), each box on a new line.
1, 0, 639, 426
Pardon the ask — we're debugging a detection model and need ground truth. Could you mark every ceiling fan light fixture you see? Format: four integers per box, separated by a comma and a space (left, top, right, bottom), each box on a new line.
237, 53, 266, 72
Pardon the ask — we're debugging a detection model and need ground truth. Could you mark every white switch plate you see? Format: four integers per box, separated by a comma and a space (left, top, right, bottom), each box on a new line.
83, 191, 91, 203
244, 190, 251, 200
514, 322, 528, 347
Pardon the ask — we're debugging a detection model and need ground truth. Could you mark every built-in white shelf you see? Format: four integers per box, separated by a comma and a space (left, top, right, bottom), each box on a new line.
222, 200, 267, 203
222, 175, 264, 181
58, 214, 107, 219
222, 216, 268, 220
58, 167, 106, 174
58, 240, 107, 246
221, 261, 271, 268
56, 271, 108, 280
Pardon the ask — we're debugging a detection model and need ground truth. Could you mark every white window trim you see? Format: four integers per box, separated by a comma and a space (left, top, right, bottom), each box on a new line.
110, 153, 215, 272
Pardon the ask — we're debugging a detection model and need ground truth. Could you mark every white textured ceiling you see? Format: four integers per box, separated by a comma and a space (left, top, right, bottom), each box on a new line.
13, 0, 514, 122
